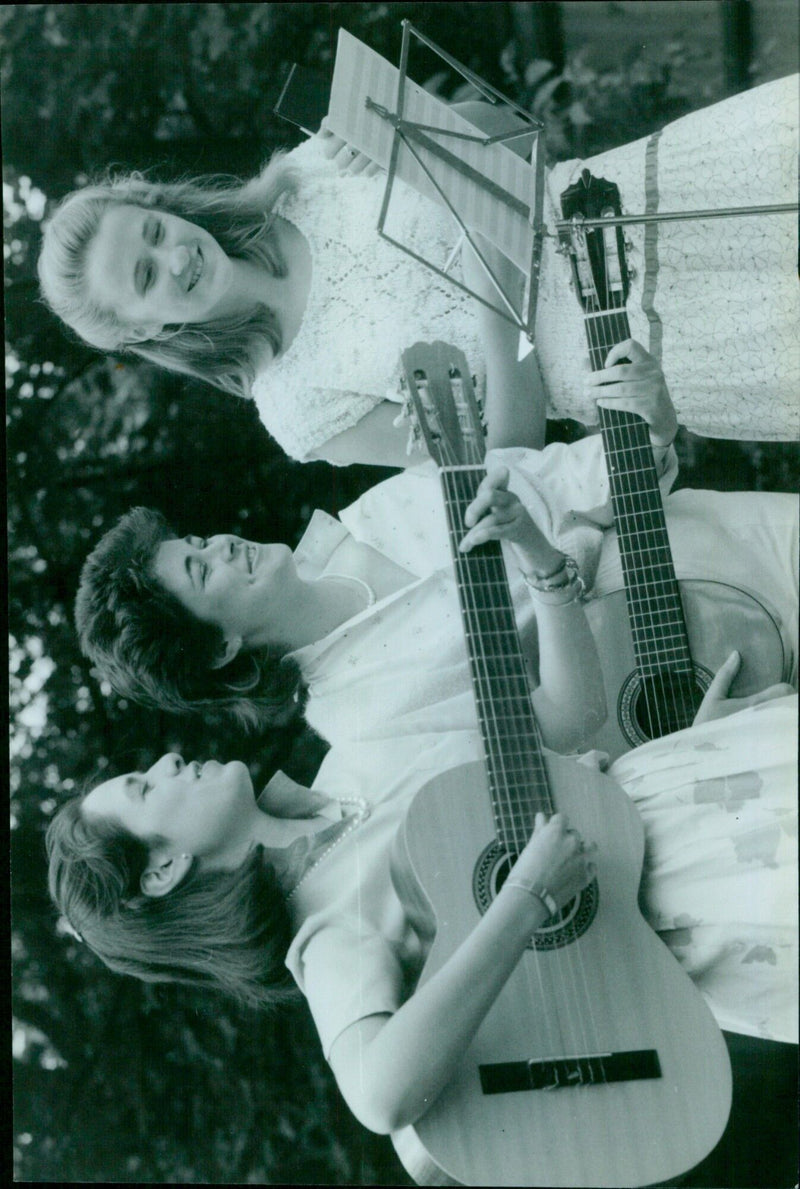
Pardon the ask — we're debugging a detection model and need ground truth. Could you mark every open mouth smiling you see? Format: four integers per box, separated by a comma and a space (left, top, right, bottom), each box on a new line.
246, 544, 257, 573
187, 246, 203, 292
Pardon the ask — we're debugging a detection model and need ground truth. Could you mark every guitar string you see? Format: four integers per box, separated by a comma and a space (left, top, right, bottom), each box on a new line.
434, 413, 569, 1063
596, 309, 694, 738
454, 360, 609, 1074
447, 464, 602, 1077
587, 264, 695, 739
413, 359, 607, 1078
444, 463, 577, 1063
594, 261, 696, 737
587, 267, 679, 742
585, 226, 684, 736
586, 307, 674, 740
433, 382, 602, 1075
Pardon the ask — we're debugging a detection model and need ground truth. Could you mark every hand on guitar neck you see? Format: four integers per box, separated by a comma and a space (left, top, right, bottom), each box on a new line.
584, 338, 679, 451
457, 466, 608, 750
459, 466, 564, 576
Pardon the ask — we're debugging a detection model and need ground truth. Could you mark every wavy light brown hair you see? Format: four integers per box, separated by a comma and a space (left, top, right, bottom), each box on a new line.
38, 156, 297, 397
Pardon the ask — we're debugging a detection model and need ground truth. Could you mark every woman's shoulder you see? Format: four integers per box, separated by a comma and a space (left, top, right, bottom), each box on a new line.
263, 135, 334, 188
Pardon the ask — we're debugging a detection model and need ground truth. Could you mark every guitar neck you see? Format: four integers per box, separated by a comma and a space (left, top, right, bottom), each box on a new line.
440, 465, 551, 854
586, 305, 693, 678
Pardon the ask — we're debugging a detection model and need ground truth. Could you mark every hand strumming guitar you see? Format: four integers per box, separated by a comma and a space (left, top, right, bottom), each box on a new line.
584, 338, 679, 450
502, 812, 597, 920
693, 650, 795, 725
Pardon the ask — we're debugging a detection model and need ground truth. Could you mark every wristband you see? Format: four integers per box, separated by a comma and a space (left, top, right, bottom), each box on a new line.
504, 879, 559, 918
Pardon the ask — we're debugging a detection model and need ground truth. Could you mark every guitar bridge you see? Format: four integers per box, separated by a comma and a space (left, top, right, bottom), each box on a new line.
479, 1049, 661, 1094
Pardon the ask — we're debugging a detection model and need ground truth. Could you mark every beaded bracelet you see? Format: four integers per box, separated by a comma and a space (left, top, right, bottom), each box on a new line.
521, 556, 586, 604
504, 879, 559, 918
524, 553, 569, 590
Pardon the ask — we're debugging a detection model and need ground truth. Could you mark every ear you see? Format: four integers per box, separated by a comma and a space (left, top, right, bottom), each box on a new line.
209, 634, 243, 671
140, 852, 193, 899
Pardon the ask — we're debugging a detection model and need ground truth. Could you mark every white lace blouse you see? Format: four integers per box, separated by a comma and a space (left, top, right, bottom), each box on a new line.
252, 135, 485, 462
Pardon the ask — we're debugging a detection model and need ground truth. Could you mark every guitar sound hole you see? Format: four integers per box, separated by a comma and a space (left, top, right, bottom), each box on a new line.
473, 844, 599, 950
620, 665, 713, 747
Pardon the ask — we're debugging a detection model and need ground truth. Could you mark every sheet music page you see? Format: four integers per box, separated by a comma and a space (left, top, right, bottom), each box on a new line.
327, 29, 540, 273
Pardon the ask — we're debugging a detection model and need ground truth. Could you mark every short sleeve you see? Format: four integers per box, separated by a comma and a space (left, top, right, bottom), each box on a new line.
252, 376, 381, 462
289, 924, 405, 1059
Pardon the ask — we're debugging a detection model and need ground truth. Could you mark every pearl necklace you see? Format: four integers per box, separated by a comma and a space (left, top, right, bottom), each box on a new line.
321, 572, 376, 610
286, 796, 371, 899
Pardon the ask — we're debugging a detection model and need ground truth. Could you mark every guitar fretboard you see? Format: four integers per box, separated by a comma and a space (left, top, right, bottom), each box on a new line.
585, 304, 696, 692
440, 466, 552, 855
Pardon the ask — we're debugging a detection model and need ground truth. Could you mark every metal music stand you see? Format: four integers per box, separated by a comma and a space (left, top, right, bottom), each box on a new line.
327, 23, 547, 347
327, 24, 797, 353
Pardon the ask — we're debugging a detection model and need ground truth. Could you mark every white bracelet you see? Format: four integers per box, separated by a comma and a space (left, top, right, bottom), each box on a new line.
504, 879, 559, 918
651, 437, 677, 475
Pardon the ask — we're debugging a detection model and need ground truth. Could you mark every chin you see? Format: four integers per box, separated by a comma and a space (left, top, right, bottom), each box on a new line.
225, 759, 253, 791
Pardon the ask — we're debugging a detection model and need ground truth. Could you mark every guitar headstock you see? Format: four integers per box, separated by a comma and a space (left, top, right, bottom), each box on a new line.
559, 169, 629, 315
401, 341, 485, 468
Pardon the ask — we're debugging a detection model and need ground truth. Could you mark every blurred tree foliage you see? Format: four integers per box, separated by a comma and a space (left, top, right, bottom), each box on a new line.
5, 3, 797, 1183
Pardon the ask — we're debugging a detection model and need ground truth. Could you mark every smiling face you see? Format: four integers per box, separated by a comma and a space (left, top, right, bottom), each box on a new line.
152, 532, 297, 655
83, 203, 238, 335
82, 753, 255, 862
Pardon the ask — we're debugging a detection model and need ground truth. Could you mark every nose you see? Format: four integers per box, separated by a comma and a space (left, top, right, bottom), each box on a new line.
208, 535, 240, 564
149, 753, 185, 778
168, 243, 190, 277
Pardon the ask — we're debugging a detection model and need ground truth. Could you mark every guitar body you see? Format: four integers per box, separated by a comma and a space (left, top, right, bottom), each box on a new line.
585, 578, 790, 760
391, 755, 732, 1188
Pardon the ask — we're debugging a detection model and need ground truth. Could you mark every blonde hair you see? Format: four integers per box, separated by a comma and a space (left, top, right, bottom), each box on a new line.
38, 156, 297, 398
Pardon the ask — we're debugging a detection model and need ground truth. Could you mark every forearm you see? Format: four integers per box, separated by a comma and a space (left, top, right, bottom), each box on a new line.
450, 99, 546, 452
530, 595, 607, 752
464, 240, 547, 452
481, 297, 547, 452
310, 401, 421, 469
336, 885, 547, 1133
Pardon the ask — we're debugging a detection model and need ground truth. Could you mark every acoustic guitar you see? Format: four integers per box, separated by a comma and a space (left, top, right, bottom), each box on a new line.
390, 341, 731, 1187
558, 170, 789, 758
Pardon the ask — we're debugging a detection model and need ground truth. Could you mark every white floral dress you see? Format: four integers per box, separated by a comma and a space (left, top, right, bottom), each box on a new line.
610, 694, 798, 1042
252, 75, 798, 460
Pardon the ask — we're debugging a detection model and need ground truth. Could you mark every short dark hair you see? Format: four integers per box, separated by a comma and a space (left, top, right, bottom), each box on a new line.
75, 507, 301, 732
46, 791, 295, 1009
